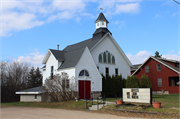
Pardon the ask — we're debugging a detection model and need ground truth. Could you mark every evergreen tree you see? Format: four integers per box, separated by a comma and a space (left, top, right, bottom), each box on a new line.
35, 67, 42, 86
131, 75, 139, 88
102, 74, 106, 92
140, 74, 152, 88
28, 67, 42, 88
126, 76, 131, 88
155, 51, 162, 58
126, 75, 139, 88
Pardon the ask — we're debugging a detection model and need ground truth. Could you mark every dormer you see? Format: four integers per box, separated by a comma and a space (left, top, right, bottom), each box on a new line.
95, 12, 109, 29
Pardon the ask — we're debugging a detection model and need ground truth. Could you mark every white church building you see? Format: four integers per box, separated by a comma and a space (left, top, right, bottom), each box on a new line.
42, 12, 132, 99
16, 12, 132, 101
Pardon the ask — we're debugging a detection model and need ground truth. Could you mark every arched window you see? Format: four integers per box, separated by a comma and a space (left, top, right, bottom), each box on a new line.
103, 52, 106, 63
108, 53, 111, 63
99, 54, 102, 63
112, 56, 115, 64
79, 70, 89, 77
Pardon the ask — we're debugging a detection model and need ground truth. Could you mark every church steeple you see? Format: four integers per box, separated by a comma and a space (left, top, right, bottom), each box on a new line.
95, 11, 109, 29
92, 10, 112, 40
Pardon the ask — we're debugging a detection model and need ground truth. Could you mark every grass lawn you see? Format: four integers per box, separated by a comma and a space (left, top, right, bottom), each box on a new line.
1, 94, 179, 119
105, 94, 179, 108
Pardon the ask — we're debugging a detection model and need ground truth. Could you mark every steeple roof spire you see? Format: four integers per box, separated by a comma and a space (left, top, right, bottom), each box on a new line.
95, 12, 109, 23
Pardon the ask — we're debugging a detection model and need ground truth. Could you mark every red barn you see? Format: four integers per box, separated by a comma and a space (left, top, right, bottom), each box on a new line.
132, 56, 179, 94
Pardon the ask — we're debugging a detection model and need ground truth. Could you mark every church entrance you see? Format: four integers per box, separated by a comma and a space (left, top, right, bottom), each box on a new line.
78, 80, 91, 99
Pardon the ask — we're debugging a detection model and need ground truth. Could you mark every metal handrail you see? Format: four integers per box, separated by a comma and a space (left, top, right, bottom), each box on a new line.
86, 93, 93, 109
96, 93, 106, 110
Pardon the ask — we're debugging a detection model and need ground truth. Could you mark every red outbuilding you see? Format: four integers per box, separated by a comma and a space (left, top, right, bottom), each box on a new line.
132, 56, 179, 94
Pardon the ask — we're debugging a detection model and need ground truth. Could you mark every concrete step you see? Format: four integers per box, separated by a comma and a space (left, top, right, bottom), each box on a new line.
89, 104, 106, 110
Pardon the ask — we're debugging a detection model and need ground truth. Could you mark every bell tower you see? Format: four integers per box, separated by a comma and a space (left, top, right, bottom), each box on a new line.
95, 8, 109, 29
92, 9, 112, 40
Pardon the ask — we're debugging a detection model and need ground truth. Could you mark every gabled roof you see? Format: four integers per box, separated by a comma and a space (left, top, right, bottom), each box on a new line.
63, 31, 108, 52
43, 31, 132, 69
49, 49, 66, 62
132, 56, 180, 75
131, 64, 142, 71
95, 12, 109, 23
58, 47, 85, 70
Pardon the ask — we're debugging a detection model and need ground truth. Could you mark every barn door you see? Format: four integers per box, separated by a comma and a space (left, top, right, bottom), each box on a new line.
79, 80, 91, 99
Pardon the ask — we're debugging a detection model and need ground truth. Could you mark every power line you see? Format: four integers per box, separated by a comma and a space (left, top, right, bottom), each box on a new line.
173, 0, 180, 5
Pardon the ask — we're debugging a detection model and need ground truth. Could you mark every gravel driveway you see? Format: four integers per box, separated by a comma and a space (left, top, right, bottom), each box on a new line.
1, 107, 142, 119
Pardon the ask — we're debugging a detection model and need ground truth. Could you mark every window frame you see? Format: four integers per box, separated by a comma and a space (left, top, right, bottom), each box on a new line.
157, 64, 161, 71
115, 68, 118, 77
51, 66, 54, 79
66, 79, 69, 88
145, 65, 149, 73
106, 67, 109, 77
108, 53, 111, 63
79, 70, 90, 77
157, 78, 162, 87
99, 54, 102, 63
103, 52, 106, 63
34, 95, 37, 100
112, 56, 115, 64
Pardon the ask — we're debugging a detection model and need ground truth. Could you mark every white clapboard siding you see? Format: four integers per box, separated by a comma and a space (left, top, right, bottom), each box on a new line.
76, 47, 102, 92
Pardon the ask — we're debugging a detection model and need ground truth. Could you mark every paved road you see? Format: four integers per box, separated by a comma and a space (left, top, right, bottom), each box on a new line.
1, 107, 142, 119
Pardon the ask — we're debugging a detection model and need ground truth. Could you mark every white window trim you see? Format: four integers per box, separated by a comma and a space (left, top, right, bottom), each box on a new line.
78, 69, 91, 77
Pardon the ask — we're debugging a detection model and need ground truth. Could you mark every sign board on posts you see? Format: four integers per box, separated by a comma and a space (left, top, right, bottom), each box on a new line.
123, 88, 152, 104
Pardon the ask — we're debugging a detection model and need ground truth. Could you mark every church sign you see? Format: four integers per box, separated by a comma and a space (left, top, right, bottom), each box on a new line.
123, 88, 152, 104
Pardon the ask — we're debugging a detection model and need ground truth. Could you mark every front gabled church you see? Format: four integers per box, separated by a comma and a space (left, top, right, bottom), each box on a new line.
42, 12, 132, 99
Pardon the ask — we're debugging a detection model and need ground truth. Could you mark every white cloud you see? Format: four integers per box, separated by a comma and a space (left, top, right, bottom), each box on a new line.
1, 0, 142, 36
127, 50, 151, 64
52, 0, 86, 11
98, 0, 141, 18
115, 3, 140, 14
1, 11, 44, 36
16, 51, 44, 68
127, 50, 180, 65
162, 54, 180, 61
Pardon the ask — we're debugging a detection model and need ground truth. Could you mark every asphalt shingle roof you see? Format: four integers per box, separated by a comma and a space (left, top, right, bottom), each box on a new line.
49, 49, 66, 61
131, 64, 142, 71
95, 12, 109, 23
17, 87, 42, 92
58, 47, 86, 69
153, 57, 180, 73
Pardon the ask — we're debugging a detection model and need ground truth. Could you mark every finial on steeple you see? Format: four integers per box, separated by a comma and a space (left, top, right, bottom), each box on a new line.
100, 8, 103, 13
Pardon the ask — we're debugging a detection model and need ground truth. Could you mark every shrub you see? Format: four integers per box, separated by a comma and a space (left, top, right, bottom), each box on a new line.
140, 74, 152, 88
126, 75, 139, 88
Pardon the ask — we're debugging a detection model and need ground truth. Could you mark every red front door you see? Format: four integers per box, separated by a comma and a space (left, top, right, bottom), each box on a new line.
79, 80, 91, 99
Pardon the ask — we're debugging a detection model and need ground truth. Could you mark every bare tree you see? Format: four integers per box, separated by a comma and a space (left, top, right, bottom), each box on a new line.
44, 73, 76, 102
0, 60, 31, 102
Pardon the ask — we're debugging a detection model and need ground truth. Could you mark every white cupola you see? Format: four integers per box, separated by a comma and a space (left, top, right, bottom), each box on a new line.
95, 12, 109, 29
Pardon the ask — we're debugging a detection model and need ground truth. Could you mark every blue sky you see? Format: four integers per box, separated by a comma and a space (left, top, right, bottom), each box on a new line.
1, 0, 180, 67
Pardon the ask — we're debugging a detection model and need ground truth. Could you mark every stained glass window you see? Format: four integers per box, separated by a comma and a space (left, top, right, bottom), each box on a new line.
79, 70, 89, 77
99, 54, 102, 63
112, 56, 115, 64
103, 52, 106, 63
108, 53, 111, 63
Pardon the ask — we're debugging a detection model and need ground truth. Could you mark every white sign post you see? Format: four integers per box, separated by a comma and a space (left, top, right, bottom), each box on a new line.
123, 88, 152, 104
